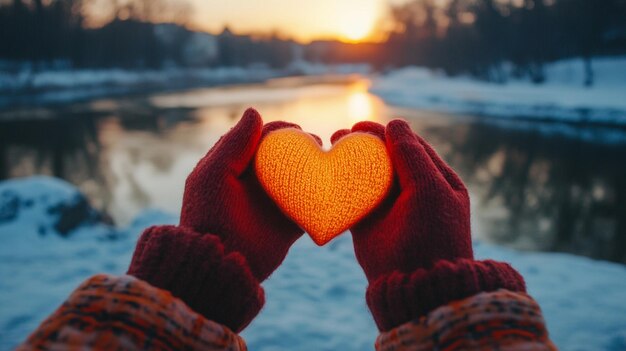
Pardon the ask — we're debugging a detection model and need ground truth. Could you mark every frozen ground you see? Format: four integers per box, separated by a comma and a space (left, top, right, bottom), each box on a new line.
371, 57, 626, 126
1, 176, 625, 350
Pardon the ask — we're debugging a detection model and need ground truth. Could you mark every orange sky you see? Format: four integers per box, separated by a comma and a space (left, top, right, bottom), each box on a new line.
188, 0, 389, 43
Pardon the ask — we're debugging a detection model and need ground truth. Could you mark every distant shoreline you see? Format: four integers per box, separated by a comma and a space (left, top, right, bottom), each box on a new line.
0, 63, 370, 112
0, 67, 284, 111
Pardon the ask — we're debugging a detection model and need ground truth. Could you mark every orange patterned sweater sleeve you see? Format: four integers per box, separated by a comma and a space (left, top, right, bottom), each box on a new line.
17, 274, 247, 351
376, 290, 558, 351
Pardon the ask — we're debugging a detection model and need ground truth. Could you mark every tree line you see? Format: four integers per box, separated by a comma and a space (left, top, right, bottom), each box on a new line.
1, 0, 625, 85
0, 0, 297, 69
311, 0, 626, 85
387, 0, 626, 84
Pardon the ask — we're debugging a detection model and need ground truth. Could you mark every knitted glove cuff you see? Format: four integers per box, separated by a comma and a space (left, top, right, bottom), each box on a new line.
366, 259, 526, 331
127, 225, 264, 333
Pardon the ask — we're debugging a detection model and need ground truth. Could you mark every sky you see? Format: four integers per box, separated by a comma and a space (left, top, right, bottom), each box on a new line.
188, 0, 388, 43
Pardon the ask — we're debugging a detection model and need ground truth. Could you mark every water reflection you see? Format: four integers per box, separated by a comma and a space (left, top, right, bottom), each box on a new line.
1, 78, 625, 263
412, 118, 626, 263
0, 113, 108, 208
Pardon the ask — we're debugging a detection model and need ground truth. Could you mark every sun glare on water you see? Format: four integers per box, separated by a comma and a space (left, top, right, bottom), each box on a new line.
347, 81, 381, 123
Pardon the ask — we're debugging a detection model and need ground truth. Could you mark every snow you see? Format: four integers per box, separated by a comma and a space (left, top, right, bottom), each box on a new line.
1, 176, 625, 350
371, 57, 626, 126
0, 62, 371, 109
0, 66, 282, 109
288, 60, 371, 76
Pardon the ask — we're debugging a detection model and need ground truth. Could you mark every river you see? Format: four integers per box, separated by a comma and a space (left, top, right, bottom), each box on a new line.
1, 76, 625, 263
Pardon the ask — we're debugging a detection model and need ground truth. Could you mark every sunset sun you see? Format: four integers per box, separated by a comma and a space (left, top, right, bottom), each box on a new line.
335, 3, 379, 42
338, 14, 375, 42
339, 24, 372, 42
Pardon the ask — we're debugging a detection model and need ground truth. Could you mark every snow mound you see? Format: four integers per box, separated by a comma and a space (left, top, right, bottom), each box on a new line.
1, 176, 625, 351
0, 176, 114, 240
371, 57, 626, 126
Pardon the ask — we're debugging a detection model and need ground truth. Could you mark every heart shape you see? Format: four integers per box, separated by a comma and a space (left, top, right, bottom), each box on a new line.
255, 128, 393, 245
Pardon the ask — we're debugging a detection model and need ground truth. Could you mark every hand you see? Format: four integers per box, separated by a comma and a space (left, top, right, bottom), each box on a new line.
334, 120, 524, 331
180, 108, 319, 281
333, 119, 472, 282
129, 108, 318, 331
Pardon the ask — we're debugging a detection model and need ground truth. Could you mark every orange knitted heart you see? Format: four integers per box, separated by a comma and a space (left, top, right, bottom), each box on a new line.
255, 128, 393, 245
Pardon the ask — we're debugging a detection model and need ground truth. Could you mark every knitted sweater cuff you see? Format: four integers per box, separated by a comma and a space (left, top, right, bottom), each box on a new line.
366, 259, 526, 331
127, 225, 264, 333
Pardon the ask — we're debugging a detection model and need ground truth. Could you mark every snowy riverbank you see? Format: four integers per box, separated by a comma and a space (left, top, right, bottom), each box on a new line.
1, 176, 625, 350
371, 57, 626, 126
0, 62, 370, 109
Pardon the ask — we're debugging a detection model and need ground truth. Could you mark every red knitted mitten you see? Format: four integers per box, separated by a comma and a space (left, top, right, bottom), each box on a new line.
333, 120, 526, 331
129, 108, 315, 332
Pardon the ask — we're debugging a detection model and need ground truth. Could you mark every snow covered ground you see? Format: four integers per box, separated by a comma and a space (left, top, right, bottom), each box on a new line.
371, 57, 626, 126
0, 62, 370, 109
1, 176, 625, 350
0, 66, 284, 109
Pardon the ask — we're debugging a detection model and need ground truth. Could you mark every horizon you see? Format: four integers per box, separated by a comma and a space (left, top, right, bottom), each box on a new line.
190, 0, 386, 43
80, 0, 392, 44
